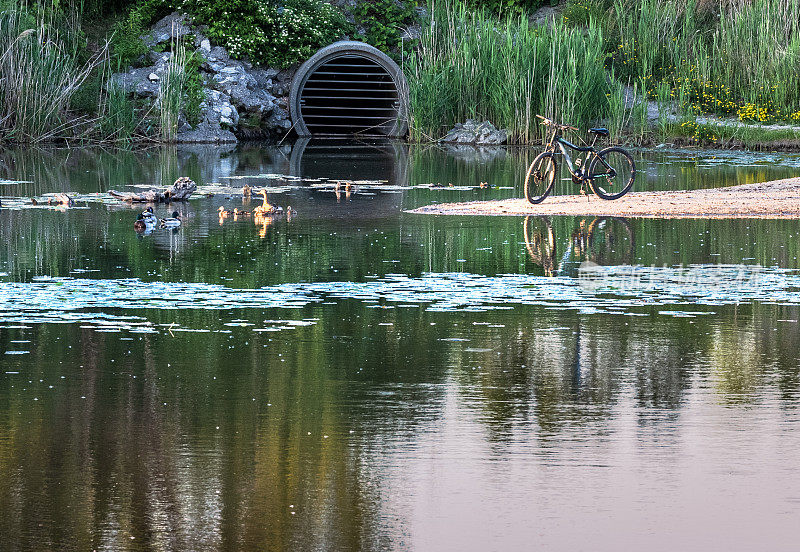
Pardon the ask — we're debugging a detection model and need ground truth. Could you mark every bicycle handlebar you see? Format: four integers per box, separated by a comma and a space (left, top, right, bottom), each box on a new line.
535, 114, 578, 132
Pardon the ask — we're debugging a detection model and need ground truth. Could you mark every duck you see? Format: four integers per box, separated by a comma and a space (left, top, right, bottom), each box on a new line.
242, 184, 252, 198
233, 207, 251, 218
141, 206, 157, 222
48, 193, 74, 206
253, 189, 282, 217
479, 181, 491, 189
134, 213, 152, 232
218, 206, 233, 217
159, 211, 181, 228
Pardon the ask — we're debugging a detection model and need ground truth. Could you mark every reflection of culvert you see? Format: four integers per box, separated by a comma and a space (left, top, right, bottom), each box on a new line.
288, 137, 408, 186
289, 41, 409, 137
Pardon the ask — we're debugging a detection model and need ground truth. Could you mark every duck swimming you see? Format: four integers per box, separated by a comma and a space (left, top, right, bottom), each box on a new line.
134, 213, 153, 232
159, 211, 181, 228
142, 206, 157, 222
253, 189, 282, 217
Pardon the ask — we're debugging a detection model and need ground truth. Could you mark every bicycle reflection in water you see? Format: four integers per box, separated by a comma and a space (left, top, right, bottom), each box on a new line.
523, 215, 635, 277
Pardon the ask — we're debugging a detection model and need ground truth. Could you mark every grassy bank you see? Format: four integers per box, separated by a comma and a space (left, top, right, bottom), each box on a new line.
407, 0, 800, 147
606, 0, 800, 124
405, 1, 618, 144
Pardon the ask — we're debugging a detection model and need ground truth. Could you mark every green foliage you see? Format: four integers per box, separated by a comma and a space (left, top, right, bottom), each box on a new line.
96, 80, 145, 142
562, 0, 611, 26
183, 48, 204, 126
70, 71, 103, 113
110, 12, 149, 69
407, 1, 611, 143
605, 0, 800, 123
0, 6, 103, 142
464, 0, 543, 15
116, 0, 351, 68
354, 0, 418, 56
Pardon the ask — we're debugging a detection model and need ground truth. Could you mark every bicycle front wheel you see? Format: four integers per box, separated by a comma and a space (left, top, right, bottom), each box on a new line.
524, 152, 558, 204
587, 147, 636, 200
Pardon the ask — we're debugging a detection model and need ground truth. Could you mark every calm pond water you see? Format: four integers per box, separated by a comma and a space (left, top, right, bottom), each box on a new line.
1, 141, 800, 551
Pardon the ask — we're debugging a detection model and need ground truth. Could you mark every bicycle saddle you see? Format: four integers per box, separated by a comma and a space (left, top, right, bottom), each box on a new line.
589, 127, 609, 136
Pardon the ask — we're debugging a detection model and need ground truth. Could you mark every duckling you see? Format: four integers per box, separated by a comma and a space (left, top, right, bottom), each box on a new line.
233, 207, 251, 217
159, 211, 181, 228
286, 205, 296, 221
218, 205, 233, 217
479, 181, 491, 189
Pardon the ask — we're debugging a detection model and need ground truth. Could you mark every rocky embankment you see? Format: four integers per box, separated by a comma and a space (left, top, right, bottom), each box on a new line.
112, 13, 295, 143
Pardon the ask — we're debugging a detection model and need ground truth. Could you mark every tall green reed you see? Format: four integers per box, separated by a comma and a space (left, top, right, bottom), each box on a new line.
0, 6, 106, 143
405, 1, 611, 143
609, 0, 800, 121
158, 35, 189, 143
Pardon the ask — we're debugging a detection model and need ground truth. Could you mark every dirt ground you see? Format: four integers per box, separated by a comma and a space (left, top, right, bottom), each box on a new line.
408, 177, 800, 219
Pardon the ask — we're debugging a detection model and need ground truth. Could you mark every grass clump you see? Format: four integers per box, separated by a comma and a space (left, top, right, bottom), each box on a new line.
0, 5, 107, 143
406, 0, 611, 143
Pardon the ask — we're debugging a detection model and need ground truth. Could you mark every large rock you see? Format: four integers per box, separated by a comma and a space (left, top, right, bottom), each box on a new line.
110, 12, 297, 141
177, 90, 238, 143
200, 48, 278, 129
143, 13, 193, 49
112, 67, 159, 98
440, 120, 509, 145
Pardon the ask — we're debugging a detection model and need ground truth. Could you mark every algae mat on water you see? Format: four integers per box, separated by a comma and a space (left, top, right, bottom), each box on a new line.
408, 177, 800, 219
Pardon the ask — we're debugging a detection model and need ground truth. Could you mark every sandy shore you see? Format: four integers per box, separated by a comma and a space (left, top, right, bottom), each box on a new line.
407, 177, 800, 218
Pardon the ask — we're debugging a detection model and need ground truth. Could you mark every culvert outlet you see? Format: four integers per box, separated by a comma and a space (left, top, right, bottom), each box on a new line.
289, 41, 409, 137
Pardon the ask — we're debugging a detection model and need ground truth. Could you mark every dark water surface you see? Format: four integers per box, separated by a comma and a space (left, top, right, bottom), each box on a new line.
1, 142, 800, 551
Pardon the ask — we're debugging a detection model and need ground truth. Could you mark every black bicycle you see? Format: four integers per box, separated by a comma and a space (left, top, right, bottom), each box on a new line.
524, 115, 636, 204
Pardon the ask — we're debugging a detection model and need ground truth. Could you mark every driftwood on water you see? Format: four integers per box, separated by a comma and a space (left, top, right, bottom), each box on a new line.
109, 177, 197, 203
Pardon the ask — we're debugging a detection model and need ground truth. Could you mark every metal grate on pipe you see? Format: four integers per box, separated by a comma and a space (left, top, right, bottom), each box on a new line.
290, 42, 409, 137
299, 54, 399, 136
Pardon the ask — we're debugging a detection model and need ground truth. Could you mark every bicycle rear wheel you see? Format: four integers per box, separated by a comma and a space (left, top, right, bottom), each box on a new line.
524, 152, 557, 204
587, 147, 635, 200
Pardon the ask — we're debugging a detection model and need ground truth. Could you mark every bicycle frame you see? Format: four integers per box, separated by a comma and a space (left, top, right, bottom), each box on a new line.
543, 129, 615, 181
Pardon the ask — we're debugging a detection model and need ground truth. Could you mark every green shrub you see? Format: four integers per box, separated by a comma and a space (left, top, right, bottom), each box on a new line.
116, 0, 351, 68
607, 0, 800, 123
110, 15, 149, 69
354, 0, 418, 57
464, 0, 543, 14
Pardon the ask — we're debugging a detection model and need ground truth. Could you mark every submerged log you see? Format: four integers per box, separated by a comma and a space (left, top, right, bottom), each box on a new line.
109, 177, 197, 203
